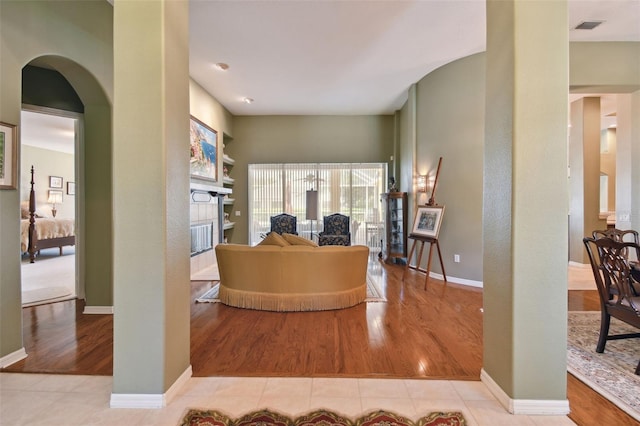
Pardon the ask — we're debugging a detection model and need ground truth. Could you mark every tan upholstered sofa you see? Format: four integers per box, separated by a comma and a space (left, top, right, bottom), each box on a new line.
215, 243, 369, 311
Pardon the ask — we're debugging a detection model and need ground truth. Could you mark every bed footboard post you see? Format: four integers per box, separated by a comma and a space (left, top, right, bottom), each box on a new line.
28, 165, 37, 263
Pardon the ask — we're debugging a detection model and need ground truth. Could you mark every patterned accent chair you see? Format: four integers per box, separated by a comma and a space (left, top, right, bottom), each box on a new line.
318, 213, 351, 246
270, 213, 297, 235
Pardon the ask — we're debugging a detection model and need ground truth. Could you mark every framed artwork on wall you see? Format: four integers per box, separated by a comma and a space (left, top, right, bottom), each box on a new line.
0, 121, 17, 190
411, 205, 445, 239
189, 115, 217, 181
49, 175, 63, 189
67, 181, 75, 195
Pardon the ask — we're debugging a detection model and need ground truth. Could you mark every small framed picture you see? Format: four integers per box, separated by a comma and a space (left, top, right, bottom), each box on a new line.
49, 175, 63, 189
67, 181, 75, 195
0, 121, 18, 190
411, 205, 445, 239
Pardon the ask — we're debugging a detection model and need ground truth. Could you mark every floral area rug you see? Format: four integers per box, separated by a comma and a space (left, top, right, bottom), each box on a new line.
567, 311, 640, 422
180, 408, 466, 426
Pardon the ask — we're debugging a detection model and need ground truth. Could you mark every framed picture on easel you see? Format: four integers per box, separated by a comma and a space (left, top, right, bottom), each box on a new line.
411, 205, 445, 239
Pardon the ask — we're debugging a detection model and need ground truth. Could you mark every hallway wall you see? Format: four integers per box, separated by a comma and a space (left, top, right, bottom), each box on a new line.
0, 0, 113, 361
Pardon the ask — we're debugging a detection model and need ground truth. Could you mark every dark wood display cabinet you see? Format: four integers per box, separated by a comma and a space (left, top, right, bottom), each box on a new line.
380, 191, 408, 264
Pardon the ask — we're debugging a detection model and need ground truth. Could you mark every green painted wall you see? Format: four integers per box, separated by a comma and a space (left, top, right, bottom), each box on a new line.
570, 42, 640, 92
229, 115, 394, 243
189, 79, 234, 142
414, 53, 485, 283
1, 0, 113, 360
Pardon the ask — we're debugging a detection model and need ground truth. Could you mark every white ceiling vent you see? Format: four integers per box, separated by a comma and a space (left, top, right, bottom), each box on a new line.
574, 21, 604, 30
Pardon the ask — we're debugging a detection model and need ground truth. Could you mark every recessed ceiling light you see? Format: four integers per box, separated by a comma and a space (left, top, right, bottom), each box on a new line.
574, 21, 604, 30
243, 97, 254, 104
213, 62, 229, 71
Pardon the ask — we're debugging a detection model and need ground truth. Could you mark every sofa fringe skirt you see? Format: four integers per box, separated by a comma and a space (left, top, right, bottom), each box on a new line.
218, 283, 367, 312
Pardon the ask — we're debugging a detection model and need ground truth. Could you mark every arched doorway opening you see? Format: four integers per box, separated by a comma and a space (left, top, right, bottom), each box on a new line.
20, 107, 81, 306
12, 56, 114, 372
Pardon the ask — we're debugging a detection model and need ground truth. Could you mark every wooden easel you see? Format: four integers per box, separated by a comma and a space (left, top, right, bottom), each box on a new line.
402, 234, 447, 290
403, 157, 446, 290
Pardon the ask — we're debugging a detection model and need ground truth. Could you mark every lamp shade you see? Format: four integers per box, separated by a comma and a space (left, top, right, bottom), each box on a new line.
48, 191, 63, 204
417, 175, 428, 193
305, 190, 318, 220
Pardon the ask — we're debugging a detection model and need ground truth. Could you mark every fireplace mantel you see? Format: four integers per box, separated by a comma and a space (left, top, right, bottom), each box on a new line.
190, 181, 232, 195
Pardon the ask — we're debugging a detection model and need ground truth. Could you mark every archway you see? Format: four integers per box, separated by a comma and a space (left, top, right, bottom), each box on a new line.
21, 55, 114, 313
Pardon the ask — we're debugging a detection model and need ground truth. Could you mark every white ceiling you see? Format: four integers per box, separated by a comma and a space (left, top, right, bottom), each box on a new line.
21, 111, 75, 154
21, 0, 640, 151
190, 0, 640, 116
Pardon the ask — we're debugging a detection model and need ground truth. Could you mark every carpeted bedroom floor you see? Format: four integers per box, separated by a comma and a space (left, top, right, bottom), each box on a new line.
21, 247, 76, 307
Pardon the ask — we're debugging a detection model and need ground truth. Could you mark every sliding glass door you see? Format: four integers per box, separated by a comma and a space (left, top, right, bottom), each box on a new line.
248, 163, 387, 247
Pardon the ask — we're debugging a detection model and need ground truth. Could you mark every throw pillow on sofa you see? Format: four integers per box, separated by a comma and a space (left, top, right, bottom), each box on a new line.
283, 233, 318, 247
258, 231, 290, 247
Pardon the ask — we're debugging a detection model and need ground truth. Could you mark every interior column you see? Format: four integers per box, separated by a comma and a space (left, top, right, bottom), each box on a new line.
615, 91, 640, 236
568, 97, 606, 263
483, 0, 570, 413
111, 0, 191, 407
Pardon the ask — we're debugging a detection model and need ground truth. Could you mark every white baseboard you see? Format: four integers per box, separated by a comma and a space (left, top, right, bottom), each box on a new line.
0, 347, 27, 368
109, 393, 165, 409
165, 364, 192, 405
429, 272, 483, 288
83, 306, 114, 315
110, 365, 192, 408
481, 369, 570, 416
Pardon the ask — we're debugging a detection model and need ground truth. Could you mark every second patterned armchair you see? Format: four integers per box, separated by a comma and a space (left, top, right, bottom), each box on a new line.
318, 213, 351, 246
270, 213, 297, 235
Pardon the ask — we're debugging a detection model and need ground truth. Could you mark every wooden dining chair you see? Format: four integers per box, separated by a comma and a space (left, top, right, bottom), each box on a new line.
592, 229, 640, 294
583, 236, 640, 374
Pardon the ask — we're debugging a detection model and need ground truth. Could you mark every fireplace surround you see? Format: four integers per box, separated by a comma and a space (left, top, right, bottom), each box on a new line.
190, 183, 231, 279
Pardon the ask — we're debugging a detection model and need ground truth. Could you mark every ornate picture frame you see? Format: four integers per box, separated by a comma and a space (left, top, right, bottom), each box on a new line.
411, 205, 445, 239
0, 121, 17, 190
189, 115, 218, 181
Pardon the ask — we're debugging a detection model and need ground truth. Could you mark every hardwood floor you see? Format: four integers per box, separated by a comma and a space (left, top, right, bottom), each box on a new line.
190, 262, 483, 379
2, 257, 636, 425
4, 298, 112, 375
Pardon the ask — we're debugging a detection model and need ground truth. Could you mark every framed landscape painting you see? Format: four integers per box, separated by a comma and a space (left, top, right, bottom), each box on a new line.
0, 121, 17, 190
411, 205, 445, 239
189, 116, 217, 181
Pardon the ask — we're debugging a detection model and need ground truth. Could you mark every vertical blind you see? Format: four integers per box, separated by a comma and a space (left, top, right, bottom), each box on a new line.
248, 163, 387, 246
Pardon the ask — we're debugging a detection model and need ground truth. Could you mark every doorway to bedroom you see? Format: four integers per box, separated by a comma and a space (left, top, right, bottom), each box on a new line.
20, 109, 78, 307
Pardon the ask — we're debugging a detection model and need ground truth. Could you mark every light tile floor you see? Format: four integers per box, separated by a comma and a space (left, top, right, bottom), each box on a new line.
0, 373, 576, 426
